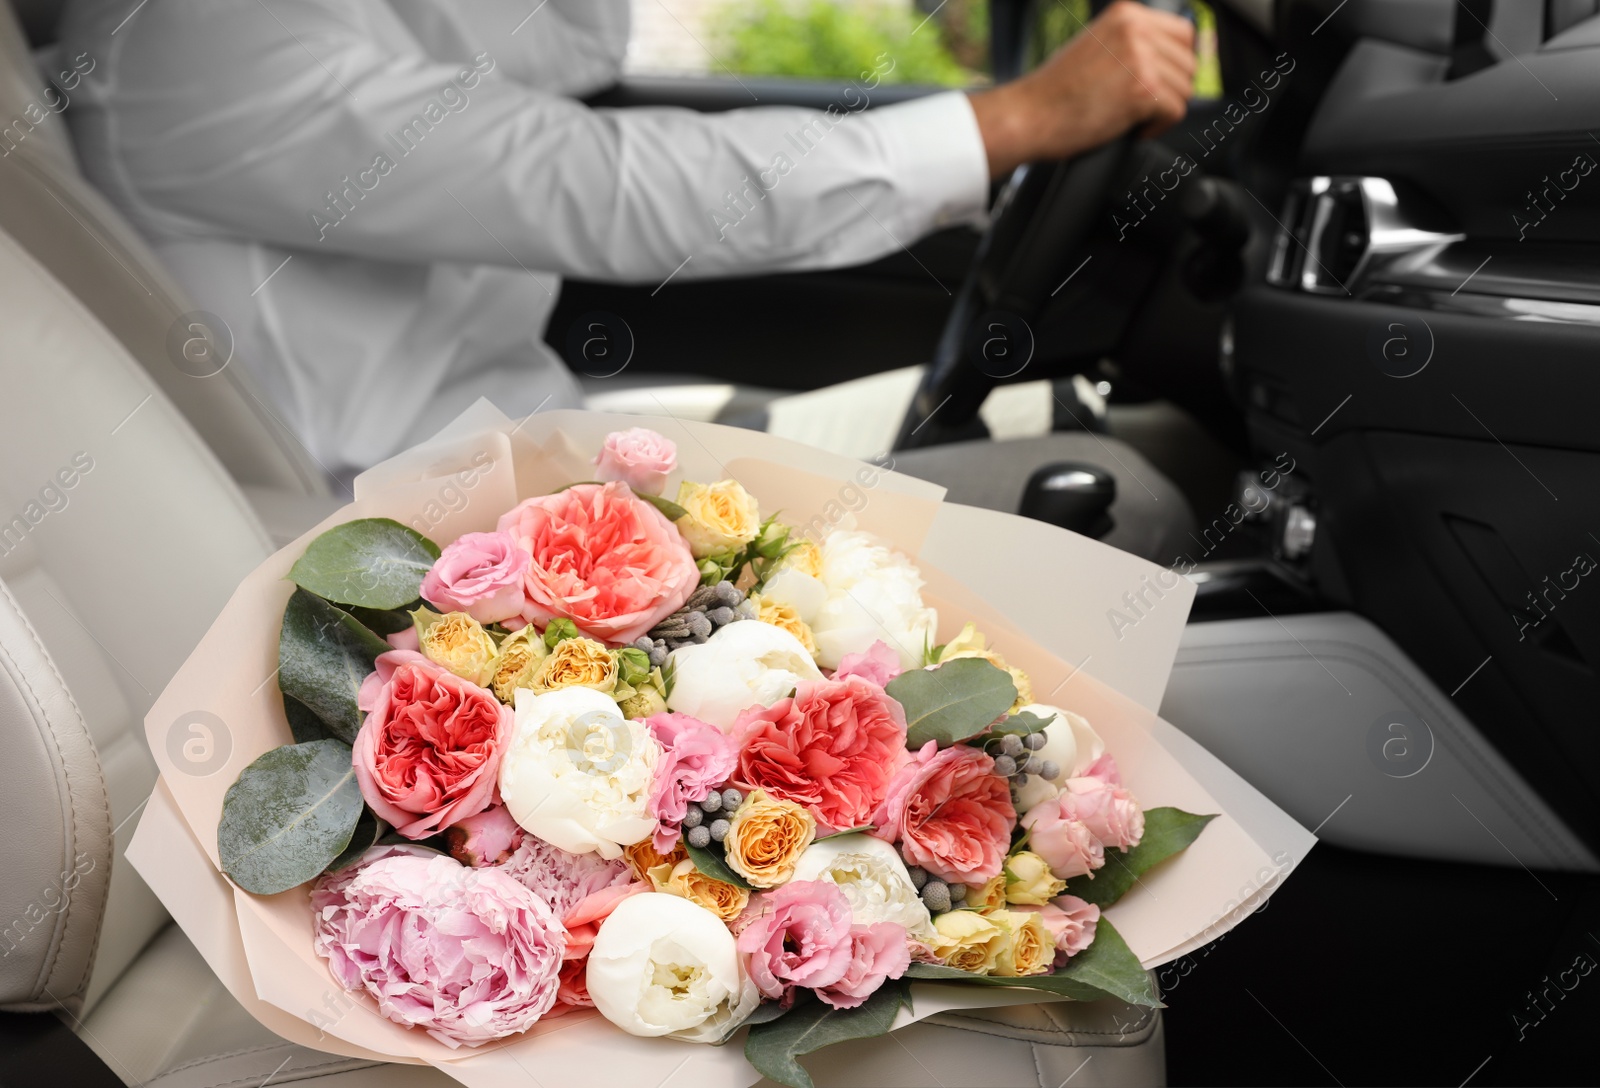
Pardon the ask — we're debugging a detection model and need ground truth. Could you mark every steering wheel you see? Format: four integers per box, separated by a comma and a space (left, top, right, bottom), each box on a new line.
891, 131, 1136, 451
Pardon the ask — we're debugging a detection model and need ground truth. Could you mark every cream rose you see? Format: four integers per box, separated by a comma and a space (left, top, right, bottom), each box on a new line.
490, 625, 547, 703
648, 858, 750, 922
791, 833, 934, 942
1012, 704, 1107, 812
1004, 851, 1067, 906
587, 893, 760, 1042
499, 687, 661, 858
664, 621, 821, 731
930, 910, 1008, 974
749, 593, 818, 655
966, 873, 1009, 912
528, 636, 618, 695
674, 479, 761, 558
724, 790, 816, 888
985, 908, 1055, 977
413, 609, 498, 688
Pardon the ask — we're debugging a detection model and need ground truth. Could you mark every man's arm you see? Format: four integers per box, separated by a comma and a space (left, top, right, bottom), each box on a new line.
388, 0, 632, 96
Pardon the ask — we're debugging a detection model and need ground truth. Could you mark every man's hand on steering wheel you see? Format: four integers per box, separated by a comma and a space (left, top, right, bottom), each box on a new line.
969, 1, 1197, 178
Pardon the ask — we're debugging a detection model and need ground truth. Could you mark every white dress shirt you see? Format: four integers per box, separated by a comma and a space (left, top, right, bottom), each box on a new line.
59, 0, 989, 477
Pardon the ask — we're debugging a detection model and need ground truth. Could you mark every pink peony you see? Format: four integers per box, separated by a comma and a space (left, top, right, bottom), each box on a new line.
816, 922, 911, 1010
311, 844, 565, 1047
420, 531, 531, 625
831, 640, 903, 688
1015, 896, 1100, 963
594, 428, 677, 496
497, 833, 633, 918
557, 881, 649, 1007
1057, 755, 1144, 851
1020, 800, 1105, 880
732, 675, 908, 832
353, 651, 511, 839
872, 742, 1015, 885
497, 482, 698, 645
737, 880, 855, 999
645, 712, 738, 852
444, 804, 522, 867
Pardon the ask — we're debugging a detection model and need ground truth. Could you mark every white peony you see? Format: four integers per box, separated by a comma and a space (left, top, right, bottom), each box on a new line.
665, 620, 821, 731
1011, 703, 1107, 812
499, 687, 661, 858
586, 893, 760, 1042
792, 833, 935, 943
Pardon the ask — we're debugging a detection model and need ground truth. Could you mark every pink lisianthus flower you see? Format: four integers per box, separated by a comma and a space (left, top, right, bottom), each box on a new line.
733, 675, 908, 832
443, 804, 523, 867
497, 482, 698, 645
816, 922, 911, 1010
736, 880, 855, 999
831, 640, 903, 688
556, 881, 650, 1007
353, 651, 511, 839
1019, 800, 1105, 880
1057, 755, 1144, 851
1014, 896, 1100, 963
420, 531, 531, 625
594, 428, 677, 496
311, 845, 565, 1048
645, 712, 738, 852
871, 742, 1015, 885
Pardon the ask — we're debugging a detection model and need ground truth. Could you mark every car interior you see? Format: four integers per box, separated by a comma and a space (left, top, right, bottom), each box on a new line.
1, 0, 1598, 1085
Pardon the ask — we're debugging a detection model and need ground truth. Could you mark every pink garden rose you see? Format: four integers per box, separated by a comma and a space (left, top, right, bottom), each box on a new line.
444, 804, 522, 867
1020, 800, 1105, 880
733, 675, 908, 831
1015, 896, 1100, 963
311, 845, 565, 1047
497, 481, 698, 645
594, 428, 677, 496
420, 531, 531, 624
645, 712, 738, 852
816, 922, 911, 1010
557, 881, 649, 1007
872, 742, 1015, 885
1057, 755, 1144, 851
354, 651, 511, 839
831, 640, 903, 688
737, 880, 855, 998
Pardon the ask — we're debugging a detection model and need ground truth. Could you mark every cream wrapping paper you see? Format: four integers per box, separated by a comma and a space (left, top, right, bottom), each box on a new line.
129, 404, 1314, 1085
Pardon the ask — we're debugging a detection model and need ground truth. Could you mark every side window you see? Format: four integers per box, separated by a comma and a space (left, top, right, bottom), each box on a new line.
1027, 0, 1221, 101
627, 0, 993, 87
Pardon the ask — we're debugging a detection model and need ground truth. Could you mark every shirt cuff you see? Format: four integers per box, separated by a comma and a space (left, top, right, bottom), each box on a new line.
868, 90, 990, 235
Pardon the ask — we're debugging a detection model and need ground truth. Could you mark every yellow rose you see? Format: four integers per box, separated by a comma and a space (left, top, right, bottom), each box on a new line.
413, 609, 497, 687
675, 479, 761, 558
724, 790, 815, 888
1004, 851, 1067, 906
966, 873, 1009, 912
749, 594, 818, 655
936, 623, 1032, 712
623, 839, 685, 882
529, 636, 618, 694
491, 625, 548, 703
930, 910, 1008, 974
781, 539, 823, 578
985, 909, 1055, 977
648, 858, 750, 922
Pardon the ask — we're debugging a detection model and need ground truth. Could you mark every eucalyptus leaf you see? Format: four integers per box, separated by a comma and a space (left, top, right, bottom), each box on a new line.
218, 739, 364, 895
1064, 808, 1218, 909
288, 518, 440, 609
988, 710, 1053, 737
326, 808, 387, 872
744, 982, 908, 1088
685, 841, 753, 889
738, 1000, 793, 1029
343, 602, 419, 637
887, 658, 1017, 749
282, 692, 333, 744
279, 589, 390, 745
633, 488, 688, 522
906, 919, 1158, 1008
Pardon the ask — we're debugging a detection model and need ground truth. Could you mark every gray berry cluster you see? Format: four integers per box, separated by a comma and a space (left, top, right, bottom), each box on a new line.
634, 581, 757, 663
906, 866, 969, 915
681, 787, 745, 849
989, 731, 1057, 789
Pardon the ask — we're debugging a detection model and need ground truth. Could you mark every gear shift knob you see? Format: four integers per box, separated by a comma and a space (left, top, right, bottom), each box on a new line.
1020, 462, 1116, 538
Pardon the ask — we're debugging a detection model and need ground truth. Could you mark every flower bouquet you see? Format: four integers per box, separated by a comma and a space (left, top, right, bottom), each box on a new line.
131, 405, 1312, 1088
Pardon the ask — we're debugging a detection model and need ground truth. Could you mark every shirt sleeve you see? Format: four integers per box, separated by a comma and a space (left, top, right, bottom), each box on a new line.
67, 0, 990, 284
